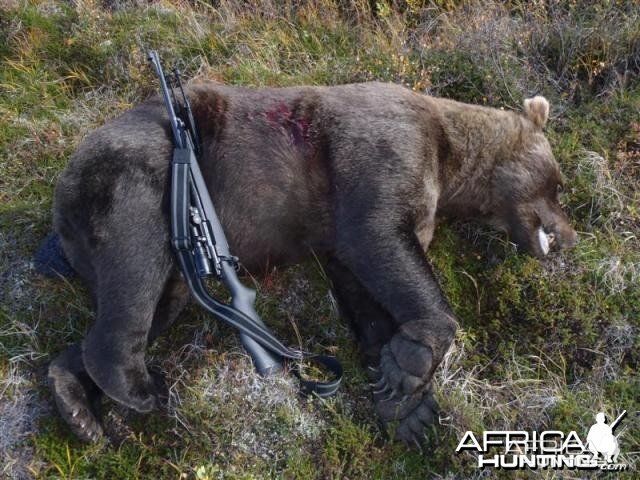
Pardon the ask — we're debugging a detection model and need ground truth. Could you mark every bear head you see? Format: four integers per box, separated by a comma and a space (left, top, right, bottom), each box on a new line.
488, 96, 578, 258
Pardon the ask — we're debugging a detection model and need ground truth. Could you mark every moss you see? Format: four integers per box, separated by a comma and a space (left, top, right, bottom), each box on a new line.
281, 447, 320, 479
1, 1, 638, 478
321, 412, 377, 478
34, 418, 164, 479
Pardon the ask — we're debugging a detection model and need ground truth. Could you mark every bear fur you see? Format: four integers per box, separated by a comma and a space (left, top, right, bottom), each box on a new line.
49, 82, 577, 445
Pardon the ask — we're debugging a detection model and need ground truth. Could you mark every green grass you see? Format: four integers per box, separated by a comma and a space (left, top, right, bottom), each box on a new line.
1, 1, 638, 479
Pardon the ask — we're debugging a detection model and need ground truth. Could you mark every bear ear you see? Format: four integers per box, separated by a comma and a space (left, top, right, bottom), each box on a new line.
523, 96, 550, 129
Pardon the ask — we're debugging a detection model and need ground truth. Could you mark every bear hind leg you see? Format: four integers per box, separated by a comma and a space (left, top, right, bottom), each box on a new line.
82, 240, 173, 413
148, 269, 190, 345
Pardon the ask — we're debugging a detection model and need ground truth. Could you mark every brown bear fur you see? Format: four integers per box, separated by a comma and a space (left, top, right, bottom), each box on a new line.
49, 82, 576, 445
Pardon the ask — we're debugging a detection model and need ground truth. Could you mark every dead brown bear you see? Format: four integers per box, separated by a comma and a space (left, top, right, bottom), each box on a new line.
49, 82, 577, 446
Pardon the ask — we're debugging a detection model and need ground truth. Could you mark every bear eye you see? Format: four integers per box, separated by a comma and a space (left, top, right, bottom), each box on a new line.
556, 183, 564, 195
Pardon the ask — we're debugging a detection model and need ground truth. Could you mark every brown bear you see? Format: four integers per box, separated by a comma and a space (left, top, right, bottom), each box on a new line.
49, 82, 577, 446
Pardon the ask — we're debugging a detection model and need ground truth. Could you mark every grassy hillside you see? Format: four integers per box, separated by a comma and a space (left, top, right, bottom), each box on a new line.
0, 1, 638, 478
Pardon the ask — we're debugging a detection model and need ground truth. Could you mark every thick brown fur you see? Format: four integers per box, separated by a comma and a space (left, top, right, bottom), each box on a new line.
49, 82, 576, 446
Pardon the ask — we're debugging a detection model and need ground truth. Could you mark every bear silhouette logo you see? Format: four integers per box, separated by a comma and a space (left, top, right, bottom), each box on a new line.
586, 411, 626, 463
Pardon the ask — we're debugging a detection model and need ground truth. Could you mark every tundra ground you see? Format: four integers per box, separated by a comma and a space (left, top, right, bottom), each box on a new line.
0, 1, 638, 478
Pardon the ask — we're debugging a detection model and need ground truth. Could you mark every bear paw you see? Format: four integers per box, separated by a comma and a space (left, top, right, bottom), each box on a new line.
374, 388, 438, 450
48, 364, 104, 443
371, 333, 434, 401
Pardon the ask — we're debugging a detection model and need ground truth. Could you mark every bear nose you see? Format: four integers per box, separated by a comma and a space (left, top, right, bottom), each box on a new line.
547, 232, 555, 245
558, 228, 578, 250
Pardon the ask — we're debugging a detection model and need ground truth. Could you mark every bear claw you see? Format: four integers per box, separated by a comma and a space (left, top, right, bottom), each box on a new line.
48, 365, 104, 443
372, 375, 391, 395
378, 389, 438, 450
376, 334, 434, 400
370, 335, 439, 450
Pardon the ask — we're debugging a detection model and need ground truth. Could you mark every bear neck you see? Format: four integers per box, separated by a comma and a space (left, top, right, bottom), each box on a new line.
434, 99, 524, 218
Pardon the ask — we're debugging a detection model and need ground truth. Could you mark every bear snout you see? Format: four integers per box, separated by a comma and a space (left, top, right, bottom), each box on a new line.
537, 223, 578, 256
556, 225, 578, 250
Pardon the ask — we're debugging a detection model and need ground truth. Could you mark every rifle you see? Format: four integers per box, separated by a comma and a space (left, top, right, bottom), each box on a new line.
610, 410, 626, 431
147, 51, 341, 396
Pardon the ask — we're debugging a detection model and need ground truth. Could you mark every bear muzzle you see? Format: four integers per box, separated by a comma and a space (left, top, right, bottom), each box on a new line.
536, 224, 577, 257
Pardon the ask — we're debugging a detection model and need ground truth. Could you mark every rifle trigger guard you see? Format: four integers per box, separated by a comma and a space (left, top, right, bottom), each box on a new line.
220, 255, 240, 271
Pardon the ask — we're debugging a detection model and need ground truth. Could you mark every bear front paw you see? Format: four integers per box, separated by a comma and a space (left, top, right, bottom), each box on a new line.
369, 333, 439, 449
374, 388, 438, 450
371, 333, 434, 401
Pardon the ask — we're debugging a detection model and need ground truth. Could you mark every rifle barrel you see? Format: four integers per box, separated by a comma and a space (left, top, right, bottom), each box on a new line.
611, 410, 627, 430
147, 51, 184, 149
